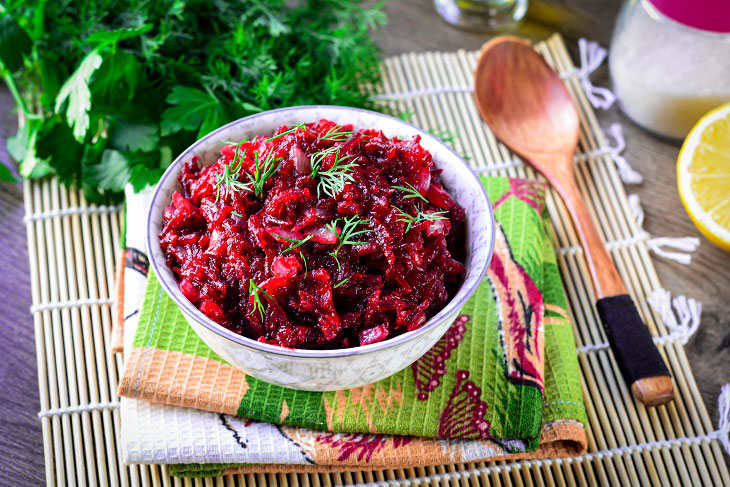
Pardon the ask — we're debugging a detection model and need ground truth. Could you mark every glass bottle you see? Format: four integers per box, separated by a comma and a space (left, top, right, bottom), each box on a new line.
435, 0, 528, 32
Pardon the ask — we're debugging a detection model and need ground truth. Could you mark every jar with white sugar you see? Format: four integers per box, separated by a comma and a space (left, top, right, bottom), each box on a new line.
609, 0, 730, 140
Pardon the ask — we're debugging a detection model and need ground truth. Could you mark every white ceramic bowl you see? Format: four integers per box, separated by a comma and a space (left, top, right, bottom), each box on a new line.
147, 106, 494, 391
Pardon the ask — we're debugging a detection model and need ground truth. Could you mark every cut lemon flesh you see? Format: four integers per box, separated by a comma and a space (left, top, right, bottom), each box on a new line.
677, 103, 730, 251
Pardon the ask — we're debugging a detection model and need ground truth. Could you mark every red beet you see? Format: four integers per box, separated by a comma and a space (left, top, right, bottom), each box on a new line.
159, 119, 465, 349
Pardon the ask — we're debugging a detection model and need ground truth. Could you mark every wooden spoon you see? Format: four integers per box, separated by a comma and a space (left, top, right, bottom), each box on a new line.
474, 37, 673, 407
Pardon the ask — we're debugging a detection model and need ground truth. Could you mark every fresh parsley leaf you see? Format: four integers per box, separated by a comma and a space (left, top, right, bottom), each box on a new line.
0, 14, 32, 73
91, 50, 141, 104
161, 86, 227, 138
7, 119, 54, 180
86, 25, 153, 47
34, 117, 83, 182
129, 162, 164, 192
54, 50, 103, 142
85, 149, 131, 194
110, 121, 159, 153
0, 163, 18, 183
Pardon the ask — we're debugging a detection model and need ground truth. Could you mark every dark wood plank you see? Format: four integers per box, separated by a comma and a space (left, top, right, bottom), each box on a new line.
0, 87, 45, 485
0, 1, 727, 483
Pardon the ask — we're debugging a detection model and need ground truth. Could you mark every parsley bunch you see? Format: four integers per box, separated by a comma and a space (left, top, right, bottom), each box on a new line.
0, 0, 386, 201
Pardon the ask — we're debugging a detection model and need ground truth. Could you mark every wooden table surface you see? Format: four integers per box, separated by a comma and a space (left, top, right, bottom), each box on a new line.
1, 1, 727, 484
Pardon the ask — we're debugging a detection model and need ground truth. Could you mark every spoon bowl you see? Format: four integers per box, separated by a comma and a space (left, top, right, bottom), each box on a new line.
474, 37, 580, 160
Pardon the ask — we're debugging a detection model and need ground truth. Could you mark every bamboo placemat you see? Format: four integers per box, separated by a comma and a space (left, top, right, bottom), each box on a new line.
24, 34, 729, 486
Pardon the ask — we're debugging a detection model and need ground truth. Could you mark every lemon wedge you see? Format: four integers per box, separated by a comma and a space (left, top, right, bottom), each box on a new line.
677, 103, 730, 251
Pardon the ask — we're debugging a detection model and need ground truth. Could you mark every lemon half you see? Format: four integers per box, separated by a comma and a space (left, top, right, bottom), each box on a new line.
677, 103, 730, 251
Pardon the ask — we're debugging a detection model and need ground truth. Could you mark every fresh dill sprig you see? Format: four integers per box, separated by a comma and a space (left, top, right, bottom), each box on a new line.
249, 279, 275, 321
215, 148, 250, 202
266, 123, 306, 142
333, 277, 349, 289
394, 206, 448, 233
392, 182, 428, 202
231, 211, 243, 218
220, 138, 249, 145
325, 215, 372, 270
247, 150, 281, 198
310, 146, 357, 198
299, 250, 308, 277
272, 234, 313, 253
320, 125, 353, 142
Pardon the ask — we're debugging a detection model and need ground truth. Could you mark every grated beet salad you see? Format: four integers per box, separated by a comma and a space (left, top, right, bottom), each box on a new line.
159, 119, 466, 349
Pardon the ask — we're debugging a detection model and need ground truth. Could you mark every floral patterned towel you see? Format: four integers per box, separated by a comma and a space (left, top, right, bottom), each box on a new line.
116, 176, 587, 473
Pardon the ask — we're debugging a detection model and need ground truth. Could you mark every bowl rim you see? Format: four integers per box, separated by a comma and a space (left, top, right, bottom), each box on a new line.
146, 105, 494, 358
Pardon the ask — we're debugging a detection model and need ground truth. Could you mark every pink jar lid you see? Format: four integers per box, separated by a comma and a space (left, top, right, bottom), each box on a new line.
649, 0, 730, 33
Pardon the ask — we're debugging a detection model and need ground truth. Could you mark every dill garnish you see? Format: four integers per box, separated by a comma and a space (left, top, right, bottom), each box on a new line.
247, 150, 281, 198
325, 215, 372, 270
394, 206, 448, 233
215, 148, 250, 202
392, 182, 428, 202
272, 234, 314, 253
249, 279, 275, 321
320, 125, 353, 142
310, 146, 357, 198
266, 123, 306, 142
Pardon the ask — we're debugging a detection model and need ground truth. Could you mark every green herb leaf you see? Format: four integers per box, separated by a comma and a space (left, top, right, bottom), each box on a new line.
249, 279, 274, 321
161, 86, 228, 137
392, 182, 428, 202
246, 150, 280, 198
35, 117, 83, 182
86, 24, 153, 47
0, 14, 33, 73
54, 50, 103, 142
91, 50, 142, 104
299, 250, 308, 277
326, 215, 372, 270
333, 277, 349, 289
85, 149, 131, 194
110, 121, 159, 153
310, 146, 356, 198
0, 163, 19, 183
320, 125, 353, 142
272, 234, 313, 253
394, 206, 448, 233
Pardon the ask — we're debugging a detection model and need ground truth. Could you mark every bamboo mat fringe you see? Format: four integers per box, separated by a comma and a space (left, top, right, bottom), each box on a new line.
24, 34, 729, 486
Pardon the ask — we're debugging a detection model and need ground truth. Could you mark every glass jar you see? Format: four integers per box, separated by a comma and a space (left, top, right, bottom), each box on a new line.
609, 0, 730, 140
435, 0, 528, 32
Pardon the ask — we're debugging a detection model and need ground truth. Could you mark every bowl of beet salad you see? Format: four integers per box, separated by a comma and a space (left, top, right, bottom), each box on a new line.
147, 106, 494, 391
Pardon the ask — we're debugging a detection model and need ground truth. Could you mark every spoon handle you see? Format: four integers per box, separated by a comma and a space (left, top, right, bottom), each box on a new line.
557, 176, 674, 407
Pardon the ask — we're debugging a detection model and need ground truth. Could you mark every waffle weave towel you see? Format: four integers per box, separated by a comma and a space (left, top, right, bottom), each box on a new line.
116, 176, 587, 473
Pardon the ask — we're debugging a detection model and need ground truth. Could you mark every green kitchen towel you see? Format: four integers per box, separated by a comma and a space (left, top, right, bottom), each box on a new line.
119, 177, 586, 465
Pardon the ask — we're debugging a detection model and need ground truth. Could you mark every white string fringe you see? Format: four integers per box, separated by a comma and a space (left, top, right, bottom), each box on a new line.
24, 204, 122, 222
357, 383, 730, 487
718, 384, 730, 456
38, 401, 121, 418
603, 124, 642, 184
575, 287, 701, 353
30, 297, 114, 313
647, 288, 701, 345
560, 38, 616, 110
628, 194, 700, 264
